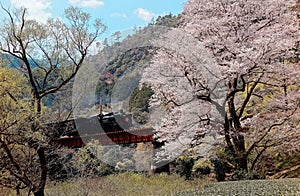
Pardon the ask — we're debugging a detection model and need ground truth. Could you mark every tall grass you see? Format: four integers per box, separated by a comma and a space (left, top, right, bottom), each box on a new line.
45, 172, 208, 196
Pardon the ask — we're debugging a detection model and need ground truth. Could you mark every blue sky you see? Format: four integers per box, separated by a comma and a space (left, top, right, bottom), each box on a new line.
0, 0, 186, 39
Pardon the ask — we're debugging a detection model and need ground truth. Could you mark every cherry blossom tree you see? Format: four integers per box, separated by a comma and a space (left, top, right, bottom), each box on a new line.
142, 0, 300, 172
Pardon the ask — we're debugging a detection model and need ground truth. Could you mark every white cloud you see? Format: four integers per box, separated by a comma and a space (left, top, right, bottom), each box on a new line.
134, 8, 156, 22
110, 12, 127, 18
68, 0, 104, 8
11, 0, 52, 23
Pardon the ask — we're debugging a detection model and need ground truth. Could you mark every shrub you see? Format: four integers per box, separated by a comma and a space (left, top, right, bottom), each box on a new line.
68, 142, 115, 178
192, 159, 213, 178
172, 153, 195, 180
115, 158, 135, 172
210, 158, 228, 182
230, 169, 264, 181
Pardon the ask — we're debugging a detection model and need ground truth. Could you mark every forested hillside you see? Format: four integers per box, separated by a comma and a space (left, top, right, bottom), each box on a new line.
91, 14, 179, 105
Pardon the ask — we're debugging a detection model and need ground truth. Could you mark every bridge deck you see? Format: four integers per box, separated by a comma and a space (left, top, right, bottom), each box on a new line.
51, 127, 155, 148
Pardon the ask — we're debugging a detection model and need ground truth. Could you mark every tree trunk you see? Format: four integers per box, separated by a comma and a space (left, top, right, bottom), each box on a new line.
150, 142, 170, 175
37, 98, 42, 114
237, 155, 248, 171
225, 96, 248, 171
33, 189, 45, 196
29, 96, 46, 196
35, 147, 47, 196
235, 135, 247, 171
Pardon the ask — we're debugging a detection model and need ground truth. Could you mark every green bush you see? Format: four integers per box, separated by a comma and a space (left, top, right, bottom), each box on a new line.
129, 86, 153, 124
68, 142, 115, 178
230, 169, 264, 181
210, 158, 228, 182
172, 153, 195, 180
192, 159, 213, 178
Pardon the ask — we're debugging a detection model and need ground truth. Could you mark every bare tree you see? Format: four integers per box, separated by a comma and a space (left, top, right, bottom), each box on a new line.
0, 6, 106, 196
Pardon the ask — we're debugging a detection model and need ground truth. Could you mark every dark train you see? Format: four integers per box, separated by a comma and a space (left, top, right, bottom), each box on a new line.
48, 111, 133, 139
48, 112, 154, 147
99, 111, 132, 132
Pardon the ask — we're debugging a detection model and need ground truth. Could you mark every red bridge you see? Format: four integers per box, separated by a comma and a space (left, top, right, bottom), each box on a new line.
50, 127, 155, 148
48, 118, 168, 174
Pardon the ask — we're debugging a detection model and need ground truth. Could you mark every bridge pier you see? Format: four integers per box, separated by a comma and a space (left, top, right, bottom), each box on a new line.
150, 141, 170, 175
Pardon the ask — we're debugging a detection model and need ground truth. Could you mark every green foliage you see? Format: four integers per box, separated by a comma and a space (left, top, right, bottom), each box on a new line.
210, 159, 227, 182
210, 148, 235, 181
95, 46, 153, 104
91, 14, 179, 108
154, 13, 181, 28
0, 67, 46, 194
0, 67, 33, 130
69, 142, 115, 178
192, 159, 213, 177
0, 67, 32, 131
129, 86, 154, 113
129, 86, 154, 124
230, 170, 264, 181
172, 152, 195, 180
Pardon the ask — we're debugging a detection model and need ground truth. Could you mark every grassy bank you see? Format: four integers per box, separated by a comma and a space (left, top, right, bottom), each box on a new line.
3, 174, 299, 195
45, 172, 208, 196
